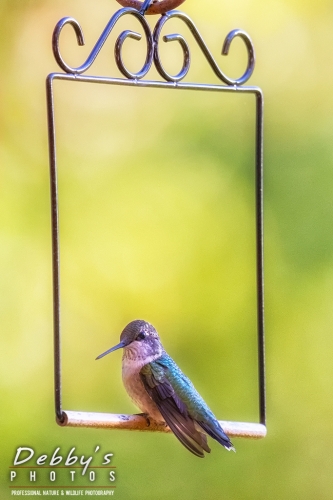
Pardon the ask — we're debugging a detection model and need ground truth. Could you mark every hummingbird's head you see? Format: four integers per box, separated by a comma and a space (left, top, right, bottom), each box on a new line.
96, 320, 163, 361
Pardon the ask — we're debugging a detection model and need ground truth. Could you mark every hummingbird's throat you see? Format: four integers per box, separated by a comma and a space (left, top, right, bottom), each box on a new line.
122, 339, 163, 362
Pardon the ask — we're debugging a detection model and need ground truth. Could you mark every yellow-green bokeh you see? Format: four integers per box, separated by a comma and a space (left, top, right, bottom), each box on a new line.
1, 0, 333, 498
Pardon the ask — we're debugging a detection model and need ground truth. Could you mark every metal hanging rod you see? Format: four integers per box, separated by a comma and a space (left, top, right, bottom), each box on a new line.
116, 0, 187, 16
46, 5, 265, 439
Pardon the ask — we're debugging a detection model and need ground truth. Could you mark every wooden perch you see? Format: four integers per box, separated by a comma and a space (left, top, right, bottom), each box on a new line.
58, 410, 267, 439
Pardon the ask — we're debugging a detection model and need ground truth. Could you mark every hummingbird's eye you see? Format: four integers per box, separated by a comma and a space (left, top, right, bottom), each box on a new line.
136, 331, 146, 341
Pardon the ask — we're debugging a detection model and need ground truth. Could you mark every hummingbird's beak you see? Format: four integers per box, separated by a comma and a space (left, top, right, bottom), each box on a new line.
95, 341, 127, 360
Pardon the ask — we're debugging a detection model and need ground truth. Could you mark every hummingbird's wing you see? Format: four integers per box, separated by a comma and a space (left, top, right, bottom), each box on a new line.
196, 420, 235, 452
140, 359, 211, 458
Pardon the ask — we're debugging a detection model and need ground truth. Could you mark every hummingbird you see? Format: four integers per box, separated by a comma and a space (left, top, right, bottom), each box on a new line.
96, 319, 235, 457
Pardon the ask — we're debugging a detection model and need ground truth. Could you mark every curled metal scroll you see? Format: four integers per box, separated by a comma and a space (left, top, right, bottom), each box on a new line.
153, 11, 255, 85
52, 8, 153, 78
52, 7, 255, 85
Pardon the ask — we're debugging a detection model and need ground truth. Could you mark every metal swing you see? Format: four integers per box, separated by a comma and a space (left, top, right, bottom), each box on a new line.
46, 0, 266, 441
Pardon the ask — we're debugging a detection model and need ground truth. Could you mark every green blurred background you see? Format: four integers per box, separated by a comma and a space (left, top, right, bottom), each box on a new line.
1, 0, 333, 498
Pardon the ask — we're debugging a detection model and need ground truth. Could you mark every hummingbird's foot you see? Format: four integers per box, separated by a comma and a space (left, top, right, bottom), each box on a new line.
136, 412, 151, 427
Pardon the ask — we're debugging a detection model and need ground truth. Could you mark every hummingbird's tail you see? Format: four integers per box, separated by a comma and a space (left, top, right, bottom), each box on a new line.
198, 421, 235, 452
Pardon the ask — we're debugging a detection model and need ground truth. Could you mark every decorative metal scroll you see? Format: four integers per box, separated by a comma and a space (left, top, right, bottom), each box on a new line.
52, 8, 255, 85
46, 7, 266, 439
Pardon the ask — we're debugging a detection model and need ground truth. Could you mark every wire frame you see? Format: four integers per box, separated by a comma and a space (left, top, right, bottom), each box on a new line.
46, 7, 266, 439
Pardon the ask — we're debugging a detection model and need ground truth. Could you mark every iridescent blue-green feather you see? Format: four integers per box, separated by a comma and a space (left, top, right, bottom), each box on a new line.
140, 353, 234, 456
